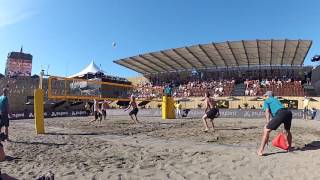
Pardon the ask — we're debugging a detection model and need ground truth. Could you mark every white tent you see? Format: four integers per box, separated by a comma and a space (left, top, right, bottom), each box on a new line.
68, 61, 105, 78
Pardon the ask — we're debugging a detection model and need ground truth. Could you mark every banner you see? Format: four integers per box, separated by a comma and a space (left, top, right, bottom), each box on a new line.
9, 109, 307, 120
7, 59, 32, 77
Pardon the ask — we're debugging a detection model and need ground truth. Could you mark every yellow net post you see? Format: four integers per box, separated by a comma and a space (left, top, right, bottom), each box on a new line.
162, 96, 167, 119
162, 96, 175, 120
34, 70, 45, 134
34, 88, 45, 134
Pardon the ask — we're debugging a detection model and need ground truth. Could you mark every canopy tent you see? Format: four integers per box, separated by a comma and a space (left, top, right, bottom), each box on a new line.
68, 61, 106, 78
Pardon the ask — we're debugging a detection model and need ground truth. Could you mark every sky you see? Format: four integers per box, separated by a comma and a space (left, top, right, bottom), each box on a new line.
0, 0, 319, 78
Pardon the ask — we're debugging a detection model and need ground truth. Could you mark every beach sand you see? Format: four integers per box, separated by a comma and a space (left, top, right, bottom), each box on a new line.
0, 115, 320, 180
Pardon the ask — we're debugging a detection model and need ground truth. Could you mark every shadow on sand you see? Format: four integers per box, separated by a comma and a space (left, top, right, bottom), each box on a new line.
214, 126, 258, 131
263, 141, 320, 156
297, 141, 320, 151
4, 155, 20, 162
11, 140, 67, 146
45, 132, 105, 136
0, 172, 19, 180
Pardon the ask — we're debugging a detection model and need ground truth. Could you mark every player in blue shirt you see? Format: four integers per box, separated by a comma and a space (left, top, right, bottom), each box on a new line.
257, 91, 293, 156
0, 88, 10, 141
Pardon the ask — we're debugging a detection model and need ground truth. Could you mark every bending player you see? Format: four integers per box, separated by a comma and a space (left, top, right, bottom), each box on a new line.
257, 91, 293, 156
125, 95, 139, 124
202, 92, 219, 132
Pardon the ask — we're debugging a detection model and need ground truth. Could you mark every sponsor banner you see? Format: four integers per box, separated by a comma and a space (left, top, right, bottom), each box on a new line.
9, 110, 88, 120
8, 109, 311, 120
105, 109, 305, 119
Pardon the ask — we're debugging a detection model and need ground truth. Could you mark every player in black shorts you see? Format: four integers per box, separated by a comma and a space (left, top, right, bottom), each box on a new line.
0, 88, 10, 141
257, 91, 293, 156
202, 92, 219, 132
125, 95, 139, 124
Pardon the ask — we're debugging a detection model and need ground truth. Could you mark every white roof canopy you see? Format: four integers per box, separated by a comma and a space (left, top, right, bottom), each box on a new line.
114, 39, 312, 75
69, 61, 105, 78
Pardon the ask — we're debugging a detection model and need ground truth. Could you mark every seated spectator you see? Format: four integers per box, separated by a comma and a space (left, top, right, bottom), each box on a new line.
249, 89, 254, 96
277, 79, 282, 87
260, 79, 266, 87
265, 79, 270, 86
245, 89, 249, 96
311, 108, 317, 120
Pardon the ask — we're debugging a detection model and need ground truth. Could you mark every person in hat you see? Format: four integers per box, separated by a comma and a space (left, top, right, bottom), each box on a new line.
125, 95, 139, 124
257, 91, 293, 156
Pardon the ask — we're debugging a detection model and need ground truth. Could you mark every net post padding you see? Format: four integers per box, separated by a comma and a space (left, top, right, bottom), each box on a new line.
162, 96, 175, 119
34, 88, 45, 134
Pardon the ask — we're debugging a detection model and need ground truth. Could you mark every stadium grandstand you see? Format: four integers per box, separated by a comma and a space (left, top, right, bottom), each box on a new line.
2, 39, 319, 116
114, 39, 315, 99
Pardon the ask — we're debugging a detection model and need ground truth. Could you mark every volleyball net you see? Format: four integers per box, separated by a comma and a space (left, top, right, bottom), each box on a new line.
47, 76, 163, 101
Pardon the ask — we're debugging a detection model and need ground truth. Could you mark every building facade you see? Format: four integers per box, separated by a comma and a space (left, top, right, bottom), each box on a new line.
5, 48, 33, 77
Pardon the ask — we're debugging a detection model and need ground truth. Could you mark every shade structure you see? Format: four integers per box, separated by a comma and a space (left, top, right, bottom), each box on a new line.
69, 61, 105, 78
177, 98, 192, 102
114, 39, 312, 75
116, 100, 130, 107
249, 97, 264, 101
138, 100, 151, 106
308, 97, 318, 102
225, 97, 240, 101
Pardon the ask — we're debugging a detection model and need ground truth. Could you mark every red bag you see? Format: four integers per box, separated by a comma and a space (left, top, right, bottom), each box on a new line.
272, 132, 289, 150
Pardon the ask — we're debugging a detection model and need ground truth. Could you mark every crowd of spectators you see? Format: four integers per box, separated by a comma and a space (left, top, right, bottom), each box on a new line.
136, 79, 235, 98
135, 82, 163, 99
0, 74, 307, 100
244, 78, 304, 96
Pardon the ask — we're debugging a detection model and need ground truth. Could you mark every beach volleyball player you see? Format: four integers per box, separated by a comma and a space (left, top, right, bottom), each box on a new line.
88, 99, 102, 125
257, 91, 293, 156
125, 95, 139, 124
202, 92, 219, 132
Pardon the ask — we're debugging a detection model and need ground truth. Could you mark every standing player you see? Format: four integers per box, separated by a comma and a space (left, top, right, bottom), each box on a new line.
202, 92, 219, 132
101, 100, 109, 120
0, 88, 10, 141
302, 96, 309, 120
257, 91, 293, 156
85, 102, 91, 116
175, 101, 182, 118
125, 95, 139, 124
88, 99, 102, 125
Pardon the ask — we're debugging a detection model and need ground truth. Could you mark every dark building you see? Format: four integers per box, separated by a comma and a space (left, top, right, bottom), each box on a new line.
5, 47, 33, 77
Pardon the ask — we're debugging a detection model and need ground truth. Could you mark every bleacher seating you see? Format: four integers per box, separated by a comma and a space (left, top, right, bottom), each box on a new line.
136, 80, 235, 98
244, 79, 304, 97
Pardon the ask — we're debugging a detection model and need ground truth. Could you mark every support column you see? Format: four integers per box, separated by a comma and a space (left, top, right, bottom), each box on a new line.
162, 96, 175, 120
34, 89, 45, 134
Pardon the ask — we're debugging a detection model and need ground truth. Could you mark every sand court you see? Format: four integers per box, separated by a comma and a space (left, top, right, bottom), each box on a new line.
0, 116, 320, 179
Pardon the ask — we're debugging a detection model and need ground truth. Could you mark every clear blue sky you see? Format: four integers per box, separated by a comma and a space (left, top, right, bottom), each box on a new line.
0, 0, 319, 77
